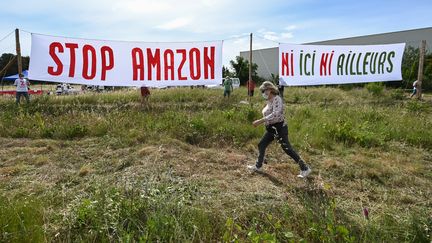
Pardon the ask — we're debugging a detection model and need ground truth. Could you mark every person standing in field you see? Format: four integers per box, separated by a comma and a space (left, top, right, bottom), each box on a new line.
248, 81, 311, 178
410, 80, 419, 98
14, 73, 30, 104
223, 77, 233, 98
246, 79, 255, 97
140, 86, 150, 106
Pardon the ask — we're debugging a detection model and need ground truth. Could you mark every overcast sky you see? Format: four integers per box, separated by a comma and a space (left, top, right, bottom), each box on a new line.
1, 0, 431, 67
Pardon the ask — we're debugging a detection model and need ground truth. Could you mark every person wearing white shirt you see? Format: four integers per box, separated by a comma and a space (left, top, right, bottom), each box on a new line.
14, 73, 30, 104
410, 80, 419, 98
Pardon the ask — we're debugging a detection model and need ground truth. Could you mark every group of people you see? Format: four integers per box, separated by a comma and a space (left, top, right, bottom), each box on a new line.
222, 76, 285, 99
8, 74, 315, 178
14, 74, 423, 178
223, 77, 257, 98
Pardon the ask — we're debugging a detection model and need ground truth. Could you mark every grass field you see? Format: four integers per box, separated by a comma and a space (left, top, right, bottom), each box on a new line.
0, 86, 431, 242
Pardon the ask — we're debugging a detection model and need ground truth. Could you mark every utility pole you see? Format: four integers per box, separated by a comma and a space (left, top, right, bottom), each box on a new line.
15, 28, 23, 76
248, 33, 252, 103
417, 40, 426, 99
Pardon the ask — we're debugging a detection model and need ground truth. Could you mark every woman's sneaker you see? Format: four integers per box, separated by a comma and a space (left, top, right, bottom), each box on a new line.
297, 167, 311, 178
247, 165, 262, 172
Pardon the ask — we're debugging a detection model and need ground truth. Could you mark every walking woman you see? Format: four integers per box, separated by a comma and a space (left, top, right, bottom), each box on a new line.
248, 81, 311, 178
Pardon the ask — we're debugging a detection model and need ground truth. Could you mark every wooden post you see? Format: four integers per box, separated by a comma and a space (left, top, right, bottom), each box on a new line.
417, 40, 426, 99
248, 33, 252, 103
15, 28, 23, 76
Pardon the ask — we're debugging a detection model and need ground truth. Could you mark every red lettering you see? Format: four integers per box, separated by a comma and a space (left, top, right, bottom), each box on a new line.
320, 53, 329, 76
82, 45, 97, 79
176, 49, 187, 80
189, 48, 201, 80
164, 49, 175, 80
101, 46, 114, 81
282, 52, 294, 76
147, 48, 161, 80
47, 42, 64, 76
132, 48, 144, 80
65, 43, 78, 77
281, 52, 289, 76
203, 46, 215, 79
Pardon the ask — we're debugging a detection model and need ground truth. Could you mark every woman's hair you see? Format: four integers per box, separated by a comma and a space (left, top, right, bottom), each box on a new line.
259, 81, 279, 95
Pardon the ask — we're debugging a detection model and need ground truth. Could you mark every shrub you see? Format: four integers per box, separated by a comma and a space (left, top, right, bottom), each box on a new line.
12, 127, 30, 138
245, 107, 260, 122
390, 88, 405, 100
406, 100, 428, 113
365, 82, 384, 96
61, 124, 88, 139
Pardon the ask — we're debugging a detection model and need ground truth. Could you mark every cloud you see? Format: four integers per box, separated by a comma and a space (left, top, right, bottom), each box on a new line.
0, 0, 307, 66
257, 29, 294, 42
7, 0, 429, 67
284, 25, 297, 31
156, 17, 193, 30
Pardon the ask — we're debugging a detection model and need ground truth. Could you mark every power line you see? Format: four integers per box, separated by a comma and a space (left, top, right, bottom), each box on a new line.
0, 44, 16, 55
254, 34, 281, 44
0, 30, 15, 44
222, 33, 250, 42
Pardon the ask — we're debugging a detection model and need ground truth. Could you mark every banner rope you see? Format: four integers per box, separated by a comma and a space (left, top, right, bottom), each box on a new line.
18, 29, 254, 44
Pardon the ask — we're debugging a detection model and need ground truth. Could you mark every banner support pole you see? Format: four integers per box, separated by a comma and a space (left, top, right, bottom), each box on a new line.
249, 33, 253, 105
417, 40, 426, 100
15, 28, 23, 76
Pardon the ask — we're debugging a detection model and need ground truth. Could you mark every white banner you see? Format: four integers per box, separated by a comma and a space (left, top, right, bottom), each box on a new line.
29, 34, 223, 87
279, 43, 406, 86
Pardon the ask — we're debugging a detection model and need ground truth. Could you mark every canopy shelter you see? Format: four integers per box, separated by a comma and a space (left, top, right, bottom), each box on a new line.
0, 70, 44, 95
2, 70, 29, 81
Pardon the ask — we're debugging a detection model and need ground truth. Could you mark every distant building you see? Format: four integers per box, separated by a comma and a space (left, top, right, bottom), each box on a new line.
240, 27, 432, 80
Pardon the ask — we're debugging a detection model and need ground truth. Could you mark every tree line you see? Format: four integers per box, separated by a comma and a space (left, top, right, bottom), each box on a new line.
0, 53, 29, 77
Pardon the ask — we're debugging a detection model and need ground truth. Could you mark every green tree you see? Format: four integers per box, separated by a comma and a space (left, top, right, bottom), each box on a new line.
222, 65, 231, 78
270, 73, 279, 84
0, 53, 30, 77
401, 46, 432, 90
229, 56, 260, 85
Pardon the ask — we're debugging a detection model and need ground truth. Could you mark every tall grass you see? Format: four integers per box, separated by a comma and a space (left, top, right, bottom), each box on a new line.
3, 183, 430, 242
0, 196, 45, 242
1, 87, 430, 149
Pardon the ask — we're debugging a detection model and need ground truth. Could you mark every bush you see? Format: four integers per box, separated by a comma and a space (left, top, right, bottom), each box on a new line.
390, 88, 405, 100
61, 124, 88, 139
365, 82, 385, 96
406, 100, 429, 113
